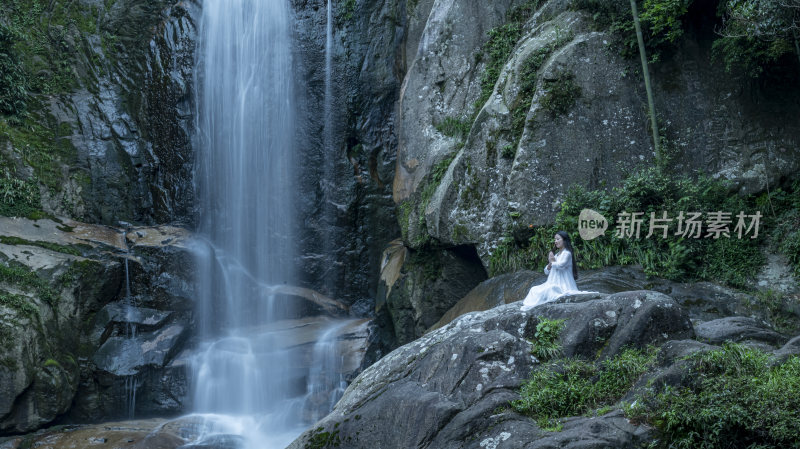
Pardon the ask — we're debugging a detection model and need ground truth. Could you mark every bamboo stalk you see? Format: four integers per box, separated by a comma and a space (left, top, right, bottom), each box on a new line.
629, 0, 661, 162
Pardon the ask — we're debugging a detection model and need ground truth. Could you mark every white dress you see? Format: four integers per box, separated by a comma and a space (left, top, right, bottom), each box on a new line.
520, 250, 594, 311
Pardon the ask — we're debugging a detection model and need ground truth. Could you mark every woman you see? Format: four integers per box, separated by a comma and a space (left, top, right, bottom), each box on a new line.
520, 231, 594, 311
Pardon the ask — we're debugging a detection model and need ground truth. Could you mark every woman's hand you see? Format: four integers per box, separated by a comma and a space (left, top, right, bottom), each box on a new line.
548, 251, 556, 263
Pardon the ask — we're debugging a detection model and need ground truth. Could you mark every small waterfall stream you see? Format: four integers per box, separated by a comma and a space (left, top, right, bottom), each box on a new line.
120, 225, 139, 419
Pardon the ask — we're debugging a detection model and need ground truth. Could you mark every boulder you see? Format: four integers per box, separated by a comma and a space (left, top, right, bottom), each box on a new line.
0, 217, 194, 432
394, 0, 800, 267
694, 316, 786, 347
287, 290, 692, 449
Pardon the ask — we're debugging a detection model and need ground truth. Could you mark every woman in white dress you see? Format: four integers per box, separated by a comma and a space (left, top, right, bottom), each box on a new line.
520, 231, 591, 311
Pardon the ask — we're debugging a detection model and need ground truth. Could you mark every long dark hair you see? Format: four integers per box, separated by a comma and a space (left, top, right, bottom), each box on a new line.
555, 230, 578, 280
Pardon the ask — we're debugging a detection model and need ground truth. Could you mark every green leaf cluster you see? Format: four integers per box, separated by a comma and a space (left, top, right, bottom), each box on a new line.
489, 163, 788, 289
530, 317, 566, 361
627, 344, 800, 448
572, 0, 799, 77
476, 0, 544, 108
512, 347, 657, 429
0, 174, 41, 217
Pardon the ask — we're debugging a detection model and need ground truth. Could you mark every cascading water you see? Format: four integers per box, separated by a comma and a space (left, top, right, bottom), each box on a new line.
120, 224, 139, 419
191, 0, 302, 446
190, 0, 352, 447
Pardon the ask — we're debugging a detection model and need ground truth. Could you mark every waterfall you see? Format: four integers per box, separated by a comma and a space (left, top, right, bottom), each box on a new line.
191, 0, 302, 446
121, 226, 139, 419
303, 320, 348, 423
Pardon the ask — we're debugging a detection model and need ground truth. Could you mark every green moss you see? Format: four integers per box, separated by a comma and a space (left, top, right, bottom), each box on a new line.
406, 245, 442, 281
58, 259, 102, 288
627, 344, 800, 448
0, 115, 78, 192
507, 34, 573, 143
0, 291, 39, 320
452, 223, 469, 241
0, 235, 82, 256
0, 262, 58, 307
476, 0, 544, 108
539, 73, 582, 117
305, 426, 341, 449
511, 347, 657, 429
0, 356, 18, 370
43, 358, 61, 369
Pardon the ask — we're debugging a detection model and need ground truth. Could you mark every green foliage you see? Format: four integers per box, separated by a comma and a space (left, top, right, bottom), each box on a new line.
571, 0, 691, 63
763, 179, 800, 277
489, 164, 776, 289
0, 174, 41, 217
0, 0, 88, 97
712, 35, 794, 78
512, 347, 656, 429
749, 289, 800, 334
0, 24, 28, 116
433, 116, 471, 141
540, 73, 582, 116
337, 0, 357, 23
713, 0, 800, 78
530, 317, 566, 361
476, 1, 544, 108
0, 291, 39, 320
0, 261, 58, 307
639, 0, 690, 48
500, 144, 516, 159
627, 344, 800, 448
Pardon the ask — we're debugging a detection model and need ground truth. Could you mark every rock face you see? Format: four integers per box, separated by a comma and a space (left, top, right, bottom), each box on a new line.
0, 0, 196, 225
291, 0, 406, 305
374, 240, 488, 346
0, 217, 193, 433
287, 290, 694, 449
394, 0, 800, 265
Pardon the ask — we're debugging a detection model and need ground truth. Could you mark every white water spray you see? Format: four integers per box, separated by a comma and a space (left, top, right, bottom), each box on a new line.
190, 0, 351, 447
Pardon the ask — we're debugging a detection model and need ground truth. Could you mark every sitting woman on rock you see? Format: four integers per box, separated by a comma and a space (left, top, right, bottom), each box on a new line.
520, 231, 595, 311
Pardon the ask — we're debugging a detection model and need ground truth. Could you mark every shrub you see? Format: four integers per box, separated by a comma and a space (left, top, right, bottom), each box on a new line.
627, 343, 800, 448
512, 347, 657, 429
530, 317, 566, 361
0, 175, 40, 217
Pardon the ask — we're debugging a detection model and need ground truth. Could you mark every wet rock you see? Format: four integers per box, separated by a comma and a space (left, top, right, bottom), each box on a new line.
375, 241, 488, 346
0, 216, 194, 431
92, 324, 186, 376
287, 291, 691, 449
